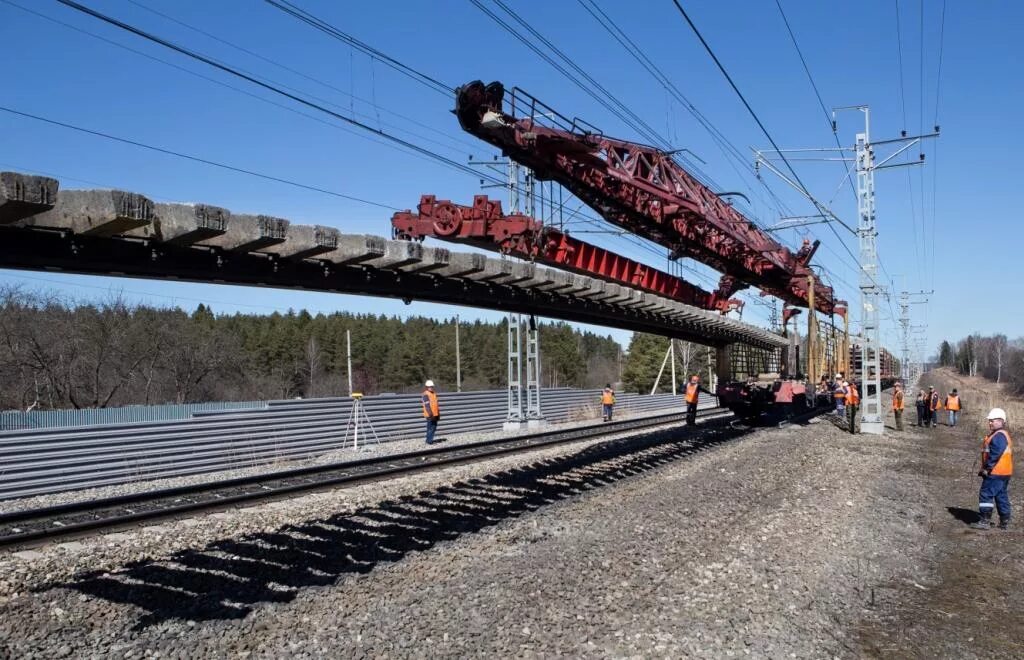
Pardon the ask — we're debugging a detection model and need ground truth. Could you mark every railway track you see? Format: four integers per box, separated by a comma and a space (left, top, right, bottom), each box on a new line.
0, 408, 729, 549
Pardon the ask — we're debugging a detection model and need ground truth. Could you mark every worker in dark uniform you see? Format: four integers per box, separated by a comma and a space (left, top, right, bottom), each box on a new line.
928, 386, 941, 428
601, 384, 616, 421
422, 380, 440, 445
915, 390, 927, 427
971, 408, 1013, 530
684, 375, 711, 427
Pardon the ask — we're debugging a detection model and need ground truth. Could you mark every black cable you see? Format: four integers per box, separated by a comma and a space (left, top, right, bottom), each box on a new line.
264, 0, 453, 97
773, 0, 857, 206
126, 0, 481, 152
576, 0, 783, 230
1, 0, 471, 161
54, 0, 492, 183
489, 0, 671, 152
0, 105, 400, 210
668, 0, 861, 274
930, 0, 946, 290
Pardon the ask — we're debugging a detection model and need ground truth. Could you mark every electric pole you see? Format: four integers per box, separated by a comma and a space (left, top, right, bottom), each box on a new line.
755, 108, 938, 435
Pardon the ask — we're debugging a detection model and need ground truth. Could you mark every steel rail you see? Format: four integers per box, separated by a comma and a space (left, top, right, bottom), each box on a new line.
0, 408, 728, 549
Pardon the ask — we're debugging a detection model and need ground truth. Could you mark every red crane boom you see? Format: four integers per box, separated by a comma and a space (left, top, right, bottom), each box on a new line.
392, 194, 741, 312
454, 81, 839, 315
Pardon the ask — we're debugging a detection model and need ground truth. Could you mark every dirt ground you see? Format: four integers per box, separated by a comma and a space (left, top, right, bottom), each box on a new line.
857, 369, 1024, 658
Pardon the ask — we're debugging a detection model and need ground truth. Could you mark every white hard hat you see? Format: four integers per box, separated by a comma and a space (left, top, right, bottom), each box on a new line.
987, 408, 1007, 421
842, 381, 849, 387
425, 380, 435, 387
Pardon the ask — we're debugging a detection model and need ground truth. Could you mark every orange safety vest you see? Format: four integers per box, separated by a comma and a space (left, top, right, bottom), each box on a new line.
421, 389, 439, 418
982, 430, 1013, 477
834, 384, 846, 399
929, 392, 941, 411
892, 390, 904, 411
685, 382, 700, 404
945, 395, 960, 411
846, 384, 860, 405
601, 388, 615, 405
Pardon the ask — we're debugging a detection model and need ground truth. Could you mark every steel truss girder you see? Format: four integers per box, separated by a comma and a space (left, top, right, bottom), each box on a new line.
455, 80, 837, 315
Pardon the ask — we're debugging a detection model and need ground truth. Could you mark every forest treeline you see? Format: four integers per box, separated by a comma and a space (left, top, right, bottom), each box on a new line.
0, 287, 629, 411
936, 334, 1024, 395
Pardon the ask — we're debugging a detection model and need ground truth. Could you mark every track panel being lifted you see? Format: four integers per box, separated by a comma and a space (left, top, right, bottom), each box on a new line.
0, 171, 785, 349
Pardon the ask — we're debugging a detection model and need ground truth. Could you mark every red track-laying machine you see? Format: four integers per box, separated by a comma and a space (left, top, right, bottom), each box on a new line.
392, 194, 741, 313
453, 80, 839, 316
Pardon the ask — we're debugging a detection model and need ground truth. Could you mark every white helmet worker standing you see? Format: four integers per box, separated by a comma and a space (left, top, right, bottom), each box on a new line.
972, 407, 1013, 530
422, 380, 440, 445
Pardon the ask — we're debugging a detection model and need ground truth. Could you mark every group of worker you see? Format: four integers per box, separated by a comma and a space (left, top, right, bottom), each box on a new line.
602, 375, 708, 426
421, 377, 1011, 531
819, 373, 860, 433
908, 385, 962, 427
422, 375, 709, 445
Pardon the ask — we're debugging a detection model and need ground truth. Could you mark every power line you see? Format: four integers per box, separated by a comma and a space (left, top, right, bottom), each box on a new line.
1, 0, 475, 162
668, 0, 867, 283
773, 0, 858, 206
125, 0, 481, 152
263, 0, 453, 97
929, 0, 947, 292
54, 0, 488, 182
575, 0, 789, 230
0, 105, 401, 210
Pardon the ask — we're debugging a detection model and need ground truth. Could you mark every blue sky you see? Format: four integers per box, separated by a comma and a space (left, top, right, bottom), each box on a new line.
0, 0, 1016, 357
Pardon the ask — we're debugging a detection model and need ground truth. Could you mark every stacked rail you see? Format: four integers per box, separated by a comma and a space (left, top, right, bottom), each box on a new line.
0, 388, 713, 500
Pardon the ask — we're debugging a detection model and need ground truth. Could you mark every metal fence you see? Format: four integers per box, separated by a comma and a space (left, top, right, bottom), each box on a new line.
0, 400, 266, 432
0, 388, 713, 501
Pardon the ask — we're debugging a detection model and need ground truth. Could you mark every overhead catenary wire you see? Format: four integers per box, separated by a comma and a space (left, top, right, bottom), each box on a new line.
263, 0, 453, 97
124, 0, 482, 152
0, 105, 401, 211
773, 0, 857, 206
668, 0, 871, 292
0, 0, 477, 163
574, 0, 792, 233
53, 0, 493, 183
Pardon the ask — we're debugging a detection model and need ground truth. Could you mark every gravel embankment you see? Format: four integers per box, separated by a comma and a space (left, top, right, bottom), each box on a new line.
0, 407, 946, 659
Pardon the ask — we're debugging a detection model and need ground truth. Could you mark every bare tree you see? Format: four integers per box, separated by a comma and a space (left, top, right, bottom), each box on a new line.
991, 334, 1008, 383
304, 335, 323, 395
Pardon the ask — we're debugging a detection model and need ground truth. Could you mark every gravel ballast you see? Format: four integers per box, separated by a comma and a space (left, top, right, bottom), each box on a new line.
0, 402, 993, 657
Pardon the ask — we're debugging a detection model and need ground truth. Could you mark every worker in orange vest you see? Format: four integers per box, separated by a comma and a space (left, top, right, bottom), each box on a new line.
892, 381, 905, 431
971, 408, 1013, 530
684, 375, 710, 427
928, 386, 941, 428
421, 379, 440, 445
601, 384, 616, 422
944, 389, 963, 427
844, 380, 860, 434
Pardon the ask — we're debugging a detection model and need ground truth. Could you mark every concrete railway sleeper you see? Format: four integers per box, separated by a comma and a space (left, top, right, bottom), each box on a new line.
0, 408, 731, 549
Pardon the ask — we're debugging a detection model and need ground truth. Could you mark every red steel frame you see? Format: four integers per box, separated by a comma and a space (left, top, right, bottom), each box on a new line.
392, 194, 741, 312
454, 81, 840, 315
